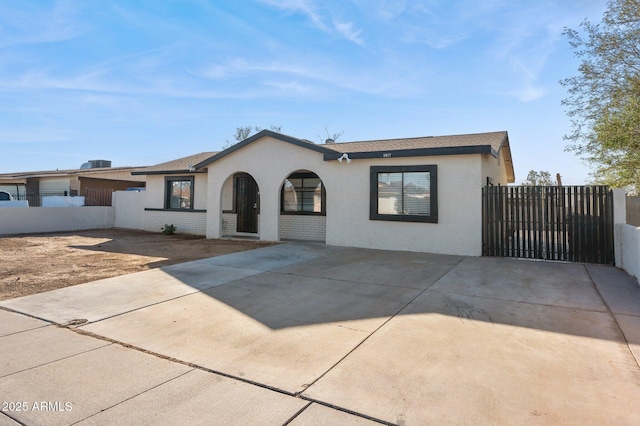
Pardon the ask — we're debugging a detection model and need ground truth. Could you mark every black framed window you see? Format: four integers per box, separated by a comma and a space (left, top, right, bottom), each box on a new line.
370, 165, 437, 223
281, 172, 325, 215
164, 176, 194, 210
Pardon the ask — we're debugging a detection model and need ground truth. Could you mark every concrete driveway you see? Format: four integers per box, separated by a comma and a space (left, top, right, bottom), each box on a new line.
1, 242, 640, 425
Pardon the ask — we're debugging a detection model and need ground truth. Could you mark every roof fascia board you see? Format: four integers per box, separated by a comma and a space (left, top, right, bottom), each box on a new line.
194, 130, 334, 169
131, 170, 207, 176
323, 145, 494, 161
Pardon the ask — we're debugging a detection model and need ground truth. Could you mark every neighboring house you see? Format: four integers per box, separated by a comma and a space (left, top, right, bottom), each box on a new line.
138, 130, 514, 256
0, 164, 146, 206
130, 152, 218, 235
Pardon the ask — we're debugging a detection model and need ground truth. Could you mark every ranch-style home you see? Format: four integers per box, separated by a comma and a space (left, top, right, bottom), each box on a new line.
134, 130, 514, 256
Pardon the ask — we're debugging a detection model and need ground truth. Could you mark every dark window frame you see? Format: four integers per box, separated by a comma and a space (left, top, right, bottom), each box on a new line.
370, 165, 438, 223
280, 172, 326, 216
164, 176, 195, 210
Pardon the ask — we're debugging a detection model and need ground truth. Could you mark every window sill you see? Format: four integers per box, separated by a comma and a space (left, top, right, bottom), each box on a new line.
280, 211, 326, 216
370, 214, 438, 223
145, 208, 207, 213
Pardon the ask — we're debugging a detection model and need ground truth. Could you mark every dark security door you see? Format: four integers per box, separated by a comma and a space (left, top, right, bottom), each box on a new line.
236, 175, 258, 233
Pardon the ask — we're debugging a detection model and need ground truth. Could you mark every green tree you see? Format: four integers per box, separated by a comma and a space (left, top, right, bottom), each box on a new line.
523, 170, 554, 186
561, 0, 640, 193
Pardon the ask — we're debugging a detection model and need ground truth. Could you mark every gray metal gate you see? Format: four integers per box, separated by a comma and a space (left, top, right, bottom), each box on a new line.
482, 185, 614, 264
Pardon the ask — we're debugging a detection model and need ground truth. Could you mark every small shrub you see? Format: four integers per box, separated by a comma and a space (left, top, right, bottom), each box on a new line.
161, 224, 176, 235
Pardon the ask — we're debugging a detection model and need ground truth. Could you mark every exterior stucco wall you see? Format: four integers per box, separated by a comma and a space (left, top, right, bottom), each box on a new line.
221, 176, 234, 211
144, 173, 208, 210
206, 136, 489, 256
0, 206, 114, 235
113, 190, 145, 230
481, 151, 510, 186
140, 173, 208, 235
615, 224, 640, 284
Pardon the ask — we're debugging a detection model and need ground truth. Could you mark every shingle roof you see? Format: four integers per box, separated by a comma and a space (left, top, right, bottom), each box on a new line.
0, 166, 144, 179
162, 130, 514, 182
132, 152, 218, 175
324, 131, 508, 154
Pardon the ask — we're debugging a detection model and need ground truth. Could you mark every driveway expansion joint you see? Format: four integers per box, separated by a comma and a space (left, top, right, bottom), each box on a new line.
70, 328, 301, 398
0, 305, 57, 327
281, 401, 313, 425
69, 368, 196, 426
298, 256, 466, 395
0, 341, 112, 379
296, 396, 397, 425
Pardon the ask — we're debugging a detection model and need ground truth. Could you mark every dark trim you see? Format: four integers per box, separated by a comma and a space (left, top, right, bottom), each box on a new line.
369, 165, 438, 223
145, 208, 206, 213
280, 172, 326, 215
132, 170, 206, 176
280, 211, 326, 216
164, 175, 195, 210
324, 145, 494, 161
194, 130, 336, 169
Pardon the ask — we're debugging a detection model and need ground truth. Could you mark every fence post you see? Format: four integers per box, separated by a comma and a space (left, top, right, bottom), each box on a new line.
613, 188, 627, 268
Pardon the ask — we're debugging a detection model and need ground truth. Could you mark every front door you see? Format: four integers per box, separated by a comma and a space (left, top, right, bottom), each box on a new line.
236, 175, 258, 233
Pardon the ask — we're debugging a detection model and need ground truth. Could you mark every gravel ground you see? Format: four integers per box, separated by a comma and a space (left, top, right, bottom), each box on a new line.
0, 229, 272, 301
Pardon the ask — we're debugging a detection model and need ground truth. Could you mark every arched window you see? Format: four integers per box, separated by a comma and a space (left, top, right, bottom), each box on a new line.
281, 172, 325, 215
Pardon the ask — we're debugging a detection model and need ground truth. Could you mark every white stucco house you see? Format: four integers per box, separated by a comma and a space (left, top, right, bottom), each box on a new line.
130, 151, 217, 235
134, 130, 515, 256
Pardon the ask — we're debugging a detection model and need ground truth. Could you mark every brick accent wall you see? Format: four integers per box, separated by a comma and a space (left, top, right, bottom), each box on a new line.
222, 213, 261, 236
144, 210, 206, 235
222, 213, 237, 236
279, 215, 326, 241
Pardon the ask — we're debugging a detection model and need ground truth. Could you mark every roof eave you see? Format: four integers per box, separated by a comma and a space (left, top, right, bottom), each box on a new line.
131, 169, 207, 176
496, 133, 516, 183
195, 130, 334, 169
323, 145, 494, 161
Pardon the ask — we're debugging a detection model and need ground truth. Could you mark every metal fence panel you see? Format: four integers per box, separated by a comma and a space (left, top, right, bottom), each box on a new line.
482, 185, 614, 264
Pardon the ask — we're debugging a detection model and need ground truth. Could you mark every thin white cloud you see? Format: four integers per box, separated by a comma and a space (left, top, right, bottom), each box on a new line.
260, 80, 314, 95
257, 0, 328, 31
0, 0, 87, 47
509, 85, 546, 102
333, 21, 363, 45
0, 128, 72, 144
191, 57, 415, 96
256, 0, 364, 44
372, 0, 407, 19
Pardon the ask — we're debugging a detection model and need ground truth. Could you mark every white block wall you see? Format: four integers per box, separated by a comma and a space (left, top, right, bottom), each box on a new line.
616, 224, 640, 284
143, 210, 207, 235
0, 207, 114, 235
113, 191, 145, 230
222, 213, 237, 236
279, 215, 326, 241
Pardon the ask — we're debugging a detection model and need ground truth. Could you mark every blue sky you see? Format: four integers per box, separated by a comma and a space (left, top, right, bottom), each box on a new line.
0, 0, 605, 184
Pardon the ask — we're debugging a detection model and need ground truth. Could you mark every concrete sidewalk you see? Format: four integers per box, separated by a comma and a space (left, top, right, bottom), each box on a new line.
2, 242, 640, 425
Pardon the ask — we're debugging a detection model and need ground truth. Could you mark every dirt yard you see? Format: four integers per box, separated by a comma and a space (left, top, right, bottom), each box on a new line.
0, 229, 273, 301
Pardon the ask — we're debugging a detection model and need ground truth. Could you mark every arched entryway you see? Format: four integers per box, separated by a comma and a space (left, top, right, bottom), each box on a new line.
279, 170, 326, 242
220, 172, 260, 236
